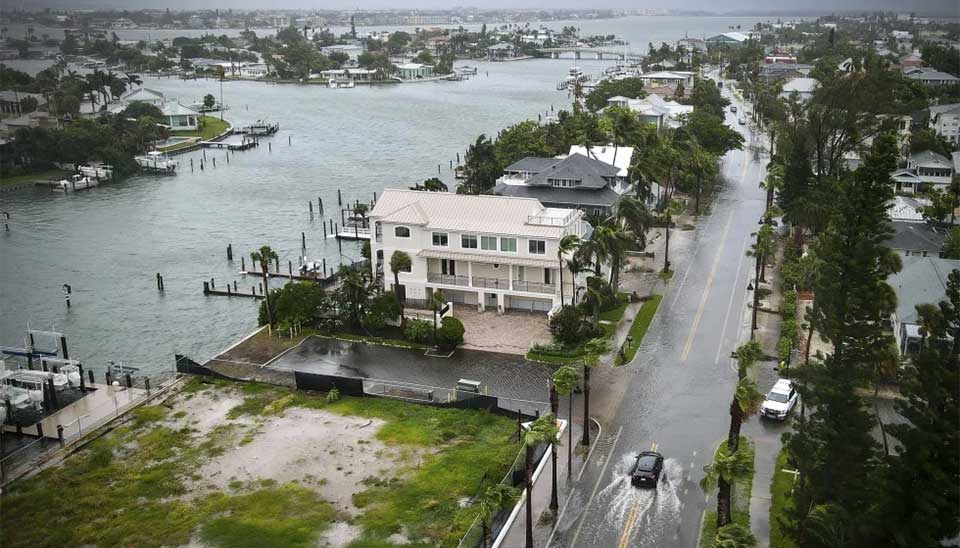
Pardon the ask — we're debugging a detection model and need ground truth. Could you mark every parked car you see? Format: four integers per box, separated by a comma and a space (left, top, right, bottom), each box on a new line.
630, 451, 664, 487
730, 105, 738, 113
738, 116, 747, 125
761, 379, 799, 420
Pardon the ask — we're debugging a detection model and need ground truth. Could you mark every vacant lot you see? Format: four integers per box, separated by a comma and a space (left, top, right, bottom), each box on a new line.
1, 377, 519, 548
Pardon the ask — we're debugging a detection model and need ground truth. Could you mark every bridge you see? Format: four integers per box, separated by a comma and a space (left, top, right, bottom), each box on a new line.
537, 47, 645, 61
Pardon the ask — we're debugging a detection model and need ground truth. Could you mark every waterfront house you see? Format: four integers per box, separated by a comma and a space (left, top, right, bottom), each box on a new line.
779, 77, 819, 103
889, 150, 955, 194
487, 43, 519, 61
239, 63, 269, 78
369, 189, 590, 314
494, 149, 632, 216
117, 87, 166, 107
928, 103, 960, 145
888, 257, 960, 355
319, 68, 379, 83
159, 100, 200, 132
397, 63, 434, 80
759, 63, 813, 82
321, 44, 364, 62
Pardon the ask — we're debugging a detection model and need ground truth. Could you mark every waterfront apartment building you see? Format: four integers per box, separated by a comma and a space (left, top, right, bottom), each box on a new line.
369, 190, 590, 314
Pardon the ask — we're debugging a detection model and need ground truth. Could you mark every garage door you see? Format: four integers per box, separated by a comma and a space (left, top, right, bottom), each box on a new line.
508, 297, 552, 312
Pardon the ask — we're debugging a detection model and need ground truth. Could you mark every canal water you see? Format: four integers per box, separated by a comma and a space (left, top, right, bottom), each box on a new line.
1, 16, 768, 377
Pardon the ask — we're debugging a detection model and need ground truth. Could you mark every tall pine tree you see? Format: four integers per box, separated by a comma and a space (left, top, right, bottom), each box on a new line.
784, 133, 901, 547
879, 270, 960, 546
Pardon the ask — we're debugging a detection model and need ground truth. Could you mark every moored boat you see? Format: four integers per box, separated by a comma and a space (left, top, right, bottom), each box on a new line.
135, 151, 178, 173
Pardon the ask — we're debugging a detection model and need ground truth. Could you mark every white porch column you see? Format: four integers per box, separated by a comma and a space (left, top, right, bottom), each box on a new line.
497, 292, 505, 315
477, 290, 485, 312
467, 260, 473, 287
508, 264, 514, 290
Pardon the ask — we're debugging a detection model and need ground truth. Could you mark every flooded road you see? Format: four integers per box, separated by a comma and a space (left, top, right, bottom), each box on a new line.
550, 81, 771, 548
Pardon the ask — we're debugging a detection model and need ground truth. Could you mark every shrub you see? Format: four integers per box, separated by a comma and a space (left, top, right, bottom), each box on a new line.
780, 290, 798, 318
550, 305, 587, 344
404, 319, 432, 343
361, 311, 385, 331
371, 292, 401, 322
326, 387, 340, 402
258, 281, 328, 327
436, 316, 465, 350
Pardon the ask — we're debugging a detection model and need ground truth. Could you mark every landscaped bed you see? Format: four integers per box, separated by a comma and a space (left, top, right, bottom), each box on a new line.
698, 437, 755, 548
0, 377, 519, 548
616, 294, 663, 365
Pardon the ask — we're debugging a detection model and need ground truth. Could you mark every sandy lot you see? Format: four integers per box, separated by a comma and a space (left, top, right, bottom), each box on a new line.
162, 385, 415, 548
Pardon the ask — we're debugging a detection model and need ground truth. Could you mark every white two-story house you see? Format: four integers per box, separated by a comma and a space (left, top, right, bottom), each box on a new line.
370, 189, 590, 315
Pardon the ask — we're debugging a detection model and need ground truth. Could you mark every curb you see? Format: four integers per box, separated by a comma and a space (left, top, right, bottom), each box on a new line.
543, 417, 603, 547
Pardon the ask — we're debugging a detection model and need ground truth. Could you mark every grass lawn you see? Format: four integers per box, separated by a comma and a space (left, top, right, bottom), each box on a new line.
599, 292, 630, 322
173, 115, 231, 140
317, 330, 428, 351
616, 295, 662, 365
0, 169, 69, 187
770, 449, 799, 548
699, 437, 755, 548
0, 378, 517, 548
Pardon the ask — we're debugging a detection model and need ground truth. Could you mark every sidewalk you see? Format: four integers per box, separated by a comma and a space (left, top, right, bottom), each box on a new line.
498, 409, 597, 548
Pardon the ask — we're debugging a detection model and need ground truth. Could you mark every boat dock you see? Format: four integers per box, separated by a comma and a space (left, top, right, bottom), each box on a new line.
200, 135, 258, 151
336, 225, 371, 241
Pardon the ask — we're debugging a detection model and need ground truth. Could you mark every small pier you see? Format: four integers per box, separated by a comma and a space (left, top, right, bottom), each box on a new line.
203, 281, 264, 299
335, 225, 371, 241
200, 138, 258, 151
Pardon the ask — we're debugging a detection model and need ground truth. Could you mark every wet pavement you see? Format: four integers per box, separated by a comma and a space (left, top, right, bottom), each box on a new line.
546, 80, 774, 548
267, 336, 553, 406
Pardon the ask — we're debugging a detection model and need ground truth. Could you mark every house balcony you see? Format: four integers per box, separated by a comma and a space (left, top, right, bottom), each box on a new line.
427, 272, 469, 286
511, 280, 556, 294
472, 275, 509, 289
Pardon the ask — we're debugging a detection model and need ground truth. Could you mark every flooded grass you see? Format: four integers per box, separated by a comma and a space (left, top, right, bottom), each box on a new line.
769, 449, 798, 548
618, 295, 663, 366
1, 377, 516, 548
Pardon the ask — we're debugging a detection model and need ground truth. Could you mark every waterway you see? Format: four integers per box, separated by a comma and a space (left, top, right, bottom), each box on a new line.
1, 15, 771, 377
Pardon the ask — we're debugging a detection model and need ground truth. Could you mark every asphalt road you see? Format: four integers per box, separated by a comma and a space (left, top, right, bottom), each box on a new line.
550, 82, 777, 548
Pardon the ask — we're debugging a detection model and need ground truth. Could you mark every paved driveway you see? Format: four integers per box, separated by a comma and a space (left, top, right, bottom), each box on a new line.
453, 307, 552, 355
267, 335, 553, 404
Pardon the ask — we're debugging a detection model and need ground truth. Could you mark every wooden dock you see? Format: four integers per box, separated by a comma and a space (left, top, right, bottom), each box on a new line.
201, 139, 257, 151
203, 281, 264, 299
335, 226, 371, 241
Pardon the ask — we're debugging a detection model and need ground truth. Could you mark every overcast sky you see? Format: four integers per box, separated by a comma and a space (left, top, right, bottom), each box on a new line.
15, 1, 960, 15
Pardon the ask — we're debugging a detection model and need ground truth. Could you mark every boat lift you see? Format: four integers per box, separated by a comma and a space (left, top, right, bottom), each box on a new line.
0, 329, 69, 369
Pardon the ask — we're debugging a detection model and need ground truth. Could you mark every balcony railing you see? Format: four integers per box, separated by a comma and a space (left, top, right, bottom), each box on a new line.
472, 276, 509, 289
427, 272, 470, 286
512, 280, 556, 294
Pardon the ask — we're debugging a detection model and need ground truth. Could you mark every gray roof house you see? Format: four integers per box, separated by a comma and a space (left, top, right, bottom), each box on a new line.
890, 150, 955, 194
888, 258, 960, 354
903, 67, 960, 86
494, 153, 627, 215
889, 221, 947, 259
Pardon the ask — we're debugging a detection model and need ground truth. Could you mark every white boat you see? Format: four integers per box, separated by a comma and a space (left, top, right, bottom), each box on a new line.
559, 66, 591, 91
328, 78, 355, 89
55, 174, 97, 192
78, 164, 114, 180
457, 66, 478, 75
0, 384, 30, 409
12, 369, 68, 391
136, 151, 178, 173
235, 121, 279, 136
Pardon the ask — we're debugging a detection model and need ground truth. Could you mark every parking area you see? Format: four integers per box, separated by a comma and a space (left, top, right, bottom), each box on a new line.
453, 307, 552, 355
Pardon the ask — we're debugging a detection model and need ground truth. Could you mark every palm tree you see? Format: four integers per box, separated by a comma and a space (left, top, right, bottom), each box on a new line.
762, 163, 784, 210
521, 414, 559, 547
593, 223, 633, 291
558, 234, 581, 306
389, 251, 412, 328
616, 196, 653, 252
477, 484, 517, 548
582, 276, 607, 328
728, 341, 763, 452
250, 246, 279, 327
747, 225, 776, 334
581, 337, 609, 446
553, 365, 578, 481
700, 440, 753, 528
124, 72, 143, 89
714, 523, 758, 548
565, 253, 590, 306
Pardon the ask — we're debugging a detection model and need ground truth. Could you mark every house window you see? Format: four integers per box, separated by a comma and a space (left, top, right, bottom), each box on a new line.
500, 238, 517, 252
395, 226, 410, 238
461, 234, 478, 249
441, 259, 456, 275
432, 232, 448, 247
529, 240, 546, 255
481, 235, 497, 250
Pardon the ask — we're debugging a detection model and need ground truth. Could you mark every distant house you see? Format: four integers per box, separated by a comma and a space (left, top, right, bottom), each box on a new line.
0, 91, 48, 115
396, 63, 434, 80
764, 52, 797, 64
890, 150, 956, 194
888, 258, 960, 355
239, 63, 269, 78
638, 71, 695, 89
759, 63, 813, 81
899, 52, 925, 67
117, 87, 166, 107
487, 43, 519, 61
320, 44, 364, 62
319, 68, 378, 83
705, 32, 750, 46
677, 37, 706, 52
903, 67, 960, 87
779, 77, 819, 102
928, 103, 960, 145
494, 151, 631, 216
606, 93, 693, 129
887, 195, 931, 223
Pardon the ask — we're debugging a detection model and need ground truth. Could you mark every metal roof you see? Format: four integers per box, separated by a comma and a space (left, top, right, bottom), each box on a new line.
889, 221, 946, 253
889, 258, 960, 324
524, 153, 619, 189
370, 189, 577, 238
495, 181, 620, 208
504, 157, 562, 173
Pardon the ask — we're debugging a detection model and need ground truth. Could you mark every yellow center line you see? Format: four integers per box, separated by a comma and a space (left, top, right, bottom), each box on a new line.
681, 207, 735, 361
618, 503, 640, 548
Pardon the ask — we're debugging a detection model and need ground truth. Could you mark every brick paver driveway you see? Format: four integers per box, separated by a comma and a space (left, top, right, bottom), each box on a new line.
452, 307, 552, 355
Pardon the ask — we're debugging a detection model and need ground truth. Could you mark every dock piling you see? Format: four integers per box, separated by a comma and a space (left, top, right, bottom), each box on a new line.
233, 280, 237, 291
203, 281, 210, 295
301, 231, 306, 249
259, 282, 263, 294
268, 142, 272, 152
227, 244, 233, 261
322, 258, 326, 276
125, 373, 132, 388
338, 189, 342, 205
274, 256, 279, 272
2, 211, 9, 231
210, 278, 215, 289
288, 135, 291, 146
203, 150, 206, 161
87, 369, 94, 384
319, 197, 323, 215
156, 273, 162, 291
145, 377, 151, 393
241, 256, 245, 271
323, 223, 327, 239
309, 201, 314, 219
105, 370, 113, 386
57, 425, 64, 447
212, 157, 216, 168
